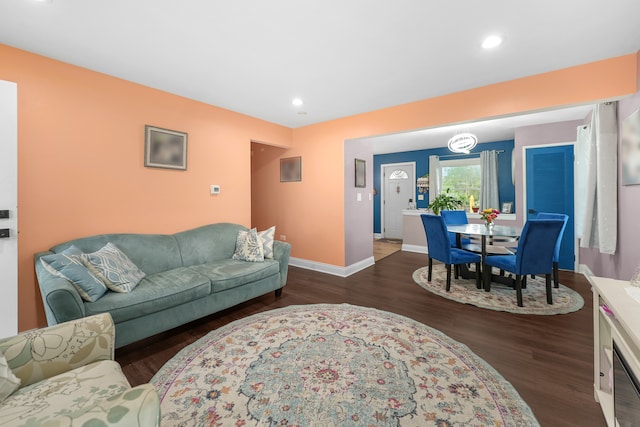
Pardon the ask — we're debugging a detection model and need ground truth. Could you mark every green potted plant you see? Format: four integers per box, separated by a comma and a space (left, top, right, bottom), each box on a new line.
429, 189, 465, 215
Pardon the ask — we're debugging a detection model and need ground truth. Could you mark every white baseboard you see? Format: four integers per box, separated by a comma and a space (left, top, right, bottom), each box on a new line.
579, 264, 594, 278
401, 244, 427, 254
289, 256, 375, 278
374, 233, 382, 239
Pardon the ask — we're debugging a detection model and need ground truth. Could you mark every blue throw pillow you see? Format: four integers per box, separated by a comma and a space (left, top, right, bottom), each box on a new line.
40, 245, 108, 302
80, 243, 146, 293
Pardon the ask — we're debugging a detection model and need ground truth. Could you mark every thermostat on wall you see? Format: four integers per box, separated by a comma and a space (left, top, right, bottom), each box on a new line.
210, 185, 221, 195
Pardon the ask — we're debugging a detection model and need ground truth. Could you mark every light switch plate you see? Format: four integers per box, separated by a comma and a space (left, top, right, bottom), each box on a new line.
210, 185, 221, 195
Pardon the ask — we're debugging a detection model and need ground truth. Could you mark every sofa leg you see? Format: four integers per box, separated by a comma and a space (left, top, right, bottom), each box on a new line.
275, 288, 283, 297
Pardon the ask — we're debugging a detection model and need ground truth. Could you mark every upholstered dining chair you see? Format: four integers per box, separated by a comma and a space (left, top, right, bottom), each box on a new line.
440, 210, 471, 248
420, 214, 482, 291
536, 212, 569, 288
483, 219, 564, 307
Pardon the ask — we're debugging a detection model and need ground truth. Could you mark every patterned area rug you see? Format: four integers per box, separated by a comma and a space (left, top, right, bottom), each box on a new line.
413, 264, 584, 315
152, 304, 539, 426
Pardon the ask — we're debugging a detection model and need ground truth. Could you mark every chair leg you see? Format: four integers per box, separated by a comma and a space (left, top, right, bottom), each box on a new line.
454, 265, 459, 279
522, 276, 527, 289
483, 262, 491, 292
475, 262, 482, 289
546, 273, 553, 304
553, 262, 559, 288
428, 257, 433, 281
515, 275, 523, 307
445, 264, 452, 292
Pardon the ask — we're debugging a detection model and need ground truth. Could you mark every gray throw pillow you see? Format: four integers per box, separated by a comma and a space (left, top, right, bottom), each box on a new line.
81, 243, 146, 293
232, 229, 264, 262
257, 226, 276, 259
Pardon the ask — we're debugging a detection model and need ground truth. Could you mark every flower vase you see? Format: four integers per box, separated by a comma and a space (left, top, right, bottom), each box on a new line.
485, 222, 494, 230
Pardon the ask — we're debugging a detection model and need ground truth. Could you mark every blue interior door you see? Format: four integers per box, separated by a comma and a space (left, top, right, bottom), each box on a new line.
525, 145, 575, 270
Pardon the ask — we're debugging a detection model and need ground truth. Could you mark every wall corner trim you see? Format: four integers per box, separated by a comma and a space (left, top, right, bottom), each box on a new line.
289, 256, 375, 277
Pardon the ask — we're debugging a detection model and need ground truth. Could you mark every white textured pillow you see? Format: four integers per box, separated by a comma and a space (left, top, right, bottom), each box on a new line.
232, 229, 264, 262
0, 353, 20, 402
257, 226, 276, 259
81, 242, 146, 293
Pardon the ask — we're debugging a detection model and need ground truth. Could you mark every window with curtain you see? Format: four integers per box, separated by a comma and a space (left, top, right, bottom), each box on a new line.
438, 157, 481, 201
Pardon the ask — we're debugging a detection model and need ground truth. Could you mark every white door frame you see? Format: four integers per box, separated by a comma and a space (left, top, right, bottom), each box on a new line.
0, 80, 18, 338
522, 142, 578, 271
380, 162, 416, 239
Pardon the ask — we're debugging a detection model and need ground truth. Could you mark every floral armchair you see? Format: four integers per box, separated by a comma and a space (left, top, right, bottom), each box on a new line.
0, 313, 159, 426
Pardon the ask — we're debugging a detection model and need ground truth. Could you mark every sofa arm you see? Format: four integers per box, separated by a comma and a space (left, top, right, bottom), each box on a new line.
273, 240, 291, 287
72, 384, 160, 427
35, 251, 86, 325
0, 313, 115, 387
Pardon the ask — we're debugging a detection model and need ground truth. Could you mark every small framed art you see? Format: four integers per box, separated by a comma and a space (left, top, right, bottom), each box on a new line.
280, 156, 302, 182
144, 125, 188, 170
355, 158, 366, 188
501, 202, 513, 214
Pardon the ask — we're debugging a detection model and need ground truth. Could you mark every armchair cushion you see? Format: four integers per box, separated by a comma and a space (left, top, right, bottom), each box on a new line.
0, 313, 114, 388
0, 360, 159, 427
0, 354, 20, 402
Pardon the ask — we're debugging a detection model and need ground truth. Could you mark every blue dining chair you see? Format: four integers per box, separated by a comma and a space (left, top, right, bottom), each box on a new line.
482, 219, 564, 307
536, 212, 569, 288
420, 214, 482, 291
440, 210, 471, 248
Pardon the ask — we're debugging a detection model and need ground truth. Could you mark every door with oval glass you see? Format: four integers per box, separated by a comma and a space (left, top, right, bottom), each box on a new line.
382, 163, 415, 239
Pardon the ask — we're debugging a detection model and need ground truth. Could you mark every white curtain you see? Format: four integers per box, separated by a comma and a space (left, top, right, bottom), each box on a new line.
575, 124, 591, 238
480, 150, 499, 210
579, 102, 618, 254
428, 155, 441, 205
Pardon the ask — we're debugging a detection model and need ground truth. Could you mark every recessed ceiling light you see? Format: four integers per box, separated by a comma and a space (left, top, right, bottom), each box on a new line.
292, 98, 303, 107
482, 35, 503, 49
31, 0, 52, 3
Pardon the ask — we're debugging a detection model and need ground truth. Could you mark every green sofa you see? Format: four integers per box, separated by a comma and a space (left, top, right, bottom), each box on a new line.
34, 223, 291, 348
0, 313, 159, 426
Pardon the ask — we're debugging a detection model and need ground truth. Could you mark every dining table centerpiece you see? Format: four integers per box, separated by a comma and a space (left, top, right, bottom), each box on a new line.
480, 208, 500, 229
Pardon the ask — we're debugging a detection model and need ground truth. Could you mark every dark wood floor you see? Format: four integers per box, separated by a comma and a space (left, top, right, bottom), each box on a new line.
116, 251, 606, 427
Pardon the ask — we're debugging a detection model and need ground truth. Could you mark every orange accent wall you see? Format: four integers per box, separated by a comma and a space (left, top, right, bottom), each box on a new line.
0, 44, 292, 331
253, 53, 638, 267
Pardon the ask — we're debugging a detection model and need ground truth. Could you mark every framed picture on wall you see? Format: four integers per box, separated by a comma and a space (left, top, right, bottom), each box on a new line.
144, 125, 188, 170
501, 202, 513, 214
355, 158, 366, 188
280, 156, 302, 182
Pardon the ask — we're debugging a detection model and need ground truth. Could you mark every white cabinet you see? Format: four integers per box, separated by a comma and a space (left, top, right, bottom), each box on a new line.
589, 276, 640, 426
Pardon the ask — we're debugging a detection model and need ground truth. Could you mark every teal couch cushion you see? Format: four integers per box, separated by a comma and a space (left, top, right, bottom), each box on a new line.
188, 259, 280, 293
175, 223, 245, 266
51, 234, 182, 276
84, 267, 210, 323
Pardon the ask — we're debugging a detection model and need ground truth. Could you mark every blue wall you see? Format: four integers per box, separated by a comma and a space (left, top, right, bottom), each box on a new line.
373, 140, 515, 233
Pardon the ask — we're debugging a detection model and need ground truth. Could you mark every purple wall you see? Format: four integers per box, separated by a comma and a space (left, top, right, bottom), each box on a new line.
344, 139, 374, 265
580, 91, 640, 280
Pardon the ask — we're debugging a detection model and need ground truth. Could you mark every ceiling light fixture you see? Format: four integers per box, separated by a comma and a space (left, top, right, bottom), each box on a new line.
292, 98, 303, 107
447, 133, 478, 154
482, 35, 503, 49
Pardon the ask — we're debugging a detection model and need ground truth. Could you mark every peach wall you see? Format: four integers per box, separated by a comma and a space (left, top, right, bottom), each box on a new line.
252, 53, 638, 268
0, 44, 291, 330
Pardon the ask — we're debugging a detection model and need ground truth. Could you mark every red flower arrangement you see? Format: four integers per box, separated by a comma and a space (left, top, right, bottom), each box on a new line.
480, 208, 500, 225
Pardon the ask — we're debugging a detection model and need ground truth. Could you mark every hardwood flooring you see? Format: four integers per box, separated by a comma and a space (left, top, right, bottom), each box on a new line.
373, 238, 402, 261
116, 251, 606, 426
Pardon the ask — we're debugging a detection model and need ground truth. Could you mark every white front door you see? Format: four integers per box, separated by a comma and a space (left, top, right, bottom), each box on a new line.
382, 163, 415, 239
0, 80, 18, 338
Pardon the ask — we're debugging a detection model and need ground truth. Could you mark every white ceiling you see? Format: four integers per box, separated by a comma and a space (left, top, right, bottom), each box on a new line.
365, 104, 594, 154
0, 0, 638, 131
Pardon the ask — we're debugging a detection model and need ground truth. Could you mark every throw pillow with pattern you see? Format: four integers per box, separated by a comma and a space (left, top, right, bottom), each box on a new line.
257, 226, 276, 259
81, 243, 146, 293
40, 245, 108, 302
232, 228, 265, 262
0, 353, 20, 402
